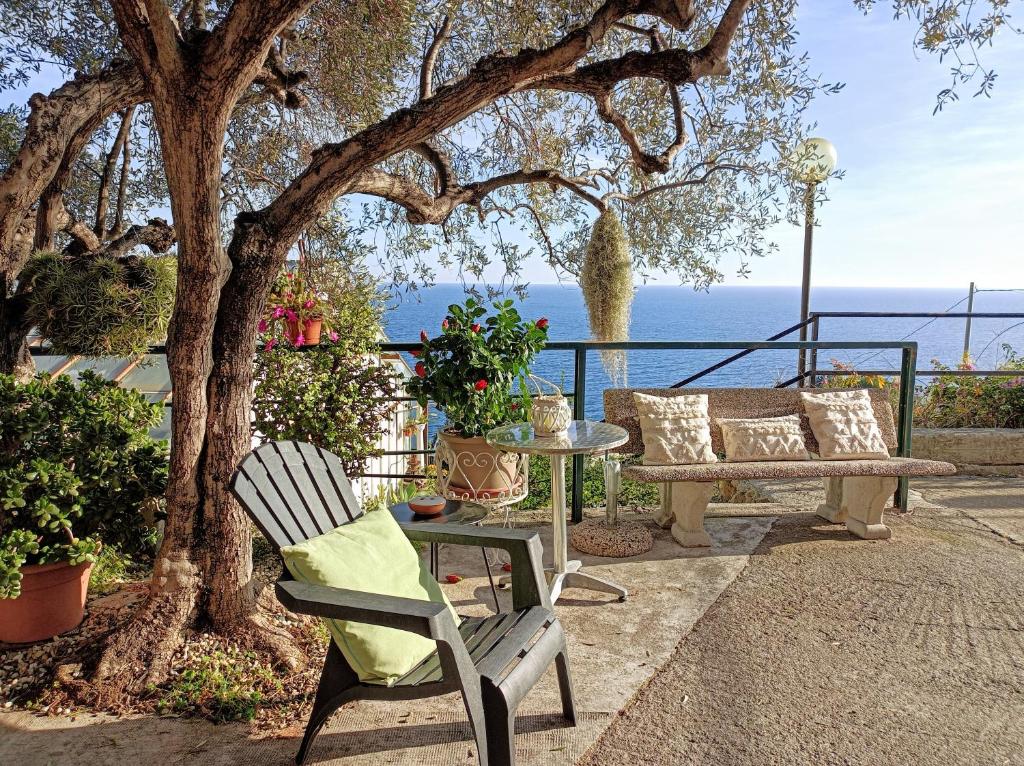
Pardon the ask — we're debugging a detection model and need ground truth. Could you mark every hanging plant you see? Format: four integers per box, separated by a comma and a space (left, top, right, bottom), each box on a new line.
580, 207, 634, 384
21, 251, 177, 356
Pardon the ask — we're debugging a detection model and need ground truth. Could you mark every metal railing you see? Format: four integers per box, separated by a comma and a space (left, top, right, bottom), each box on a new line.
677, 311, 1024, 389
376, 339, 921, 519
30, 337, 937, 519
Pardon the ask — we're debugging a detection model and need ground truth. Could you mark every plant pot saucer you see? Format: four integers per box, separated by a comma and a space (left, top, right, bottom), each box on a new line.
408, 495, 447, 516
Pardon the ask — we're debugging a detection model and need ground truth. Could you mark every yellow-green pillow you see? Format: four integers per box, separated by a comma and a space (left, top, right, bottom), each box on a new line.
280, 510, 459, 685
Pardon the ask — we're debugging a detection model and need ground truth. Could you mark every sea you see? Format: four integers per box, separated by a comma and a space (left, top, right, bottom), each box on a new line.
382, 284, 1024, 420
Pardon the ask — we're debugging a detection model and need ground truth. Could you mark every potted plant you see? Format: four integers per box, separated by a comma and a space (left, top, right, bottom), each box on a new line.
262, 270, 329, 348
0, 372, 168, 643
406, 298, 548, 498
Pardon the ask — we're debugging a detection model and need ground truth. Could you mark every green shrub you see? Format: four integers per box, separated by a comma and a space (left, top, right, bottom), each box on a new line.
825, 346, 1024, 429
253, 271, 402, 476
20, 251, 176, 356
0, 371, 168, 598
519, 454, 659, 511
915, 347, 1024, 428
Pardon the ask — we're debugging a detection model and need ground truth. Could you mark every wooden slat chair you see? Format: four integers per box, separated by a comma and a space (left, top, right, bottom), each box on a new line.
230, 441, 576, 766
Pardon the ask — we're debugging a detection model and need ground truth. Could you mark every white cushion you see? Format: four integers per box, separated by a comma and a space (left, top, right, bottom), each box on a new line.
800, 389, 890, 460
716, 415, 810, 462
633, 392, 717, 465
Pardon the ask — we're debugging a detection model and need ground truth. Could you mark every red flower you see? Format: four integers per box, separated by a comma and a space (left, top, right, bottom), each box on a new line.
415, 362, 426, 378
501, 563, 512, 573
420, 330, 428, 343
471, 323, 481, 333
536, 317, 549, 330
474, 379, 488, 391
510, 402, 520, 410
441, 318, 450, 330
410, 349, 421, 358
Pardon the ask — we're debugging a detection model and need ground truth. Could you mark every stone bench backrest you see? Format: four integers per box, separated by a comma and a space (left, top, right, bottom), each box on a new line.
603, 387, 898, 458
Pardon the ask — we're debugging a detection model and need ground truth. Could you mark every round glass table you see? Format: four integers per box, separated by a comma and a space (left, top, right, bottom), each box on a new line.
487, 420, 629, 603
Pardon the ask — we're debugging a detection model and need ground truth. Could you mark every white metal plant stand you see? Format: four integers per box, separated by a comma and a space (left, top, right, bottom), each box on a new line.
486, 420, 629, 604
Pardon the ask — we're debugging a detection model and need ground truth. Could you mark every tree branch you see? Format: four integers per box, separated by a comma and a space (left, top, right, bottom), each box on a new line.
0, 60, 146, 273
603, 160, 755, 205
420, 15, 454, 100
260, 0, 751, 250
95, 107, 136, 237
349, 166, 605, 225
206, 0, 315, 99
101, 217, 176, 257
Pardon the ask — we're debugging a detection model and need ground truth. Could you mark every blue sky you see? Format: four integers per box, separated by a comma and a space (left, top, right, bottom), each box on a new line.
5, 3, 1022, 290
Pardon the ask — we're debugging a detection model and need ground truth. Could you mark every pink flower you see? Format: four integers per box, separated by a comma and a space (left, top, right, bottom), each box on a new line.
284, 309, 297, 322
420, 330, 429, 343
285, 272, 294, 280
329, 331, 339, 342
294, 333, 305, 347
257, 319, 268, 333
304, 298, 315, 309
264, 338, 277, 352
273, 307, 285, 319
441, 318, 450, 330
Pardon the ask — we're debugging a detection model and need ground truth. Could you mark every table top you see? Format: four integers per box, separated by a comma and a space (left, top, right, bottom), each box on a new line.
389, 499, 489, 525
486, 420, 628, 456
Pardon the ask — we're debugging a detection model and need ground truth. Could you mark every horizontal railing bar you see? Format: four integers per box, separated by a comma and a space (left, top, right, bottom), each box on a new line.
671, 318, 816, 388
811, 369, 1019, 377
810, 311, 1024, 319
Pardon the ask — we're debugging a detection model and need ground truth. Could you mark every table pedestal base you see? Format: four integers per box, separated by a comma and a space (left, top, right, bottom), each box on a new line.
500, 560, 627, 603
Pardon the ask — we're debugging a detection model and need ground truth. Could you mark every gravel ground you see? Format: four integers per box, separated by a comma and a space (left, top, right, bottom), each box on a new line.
581, 484, 1024, 766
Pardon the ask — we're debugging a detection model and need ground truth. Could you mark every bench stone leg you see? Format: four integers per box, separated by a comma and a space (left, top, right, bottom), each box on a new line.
816, 476, 846, 523
653, 482, 673, 528
842, 476, 898, 540
669, 481, 715, 547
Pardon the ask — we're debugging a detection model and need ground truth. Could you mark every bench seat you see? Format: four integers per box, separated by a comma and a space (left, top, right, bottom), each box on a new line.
604, 387, 957, 547
623, 456, 955, 483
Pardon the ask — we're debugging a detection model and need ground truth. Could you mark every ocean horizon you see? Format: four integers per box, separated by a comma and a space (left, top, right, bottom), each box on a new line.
383, 284, 1024, 420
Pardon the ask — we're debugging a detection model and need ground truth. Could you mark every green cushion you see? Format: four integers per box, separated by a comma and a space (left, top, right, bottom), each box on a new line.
280, 510, 459, 686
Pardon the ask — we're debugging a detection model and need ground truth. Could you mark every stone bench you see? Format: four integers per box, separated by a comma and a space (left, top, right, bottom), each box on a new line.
603, 387, 956, 546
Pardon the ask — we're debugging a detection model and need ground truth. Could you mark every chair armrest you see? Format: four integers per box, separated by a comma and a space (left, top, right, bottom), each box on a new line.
275, 580, 456, 641
400, 522, 551, 611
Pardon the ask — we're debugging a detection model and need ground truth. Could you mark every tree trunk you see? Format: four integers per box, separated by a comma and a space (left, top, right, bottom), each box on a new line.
92, 105, 300, 692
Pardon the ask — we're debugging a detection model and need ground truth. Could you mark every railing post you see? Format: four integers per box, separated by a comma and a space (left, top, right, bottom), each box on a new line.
896, 344, 917, 511
571, 347, 587, 523
808, 315, 820, 387
962, 281, 975, 360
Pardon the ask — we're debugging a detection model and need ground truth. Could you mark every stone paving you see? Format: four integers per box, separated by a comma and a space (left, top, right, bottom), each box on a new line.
1, 476, 1022, 766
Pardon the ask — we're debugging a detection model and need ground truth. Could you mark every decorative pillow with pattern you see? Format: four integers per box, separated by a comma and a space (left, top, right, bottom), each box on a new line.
800, 389, 890, 460
633, 392, 717, 465
716, 415, 810, 462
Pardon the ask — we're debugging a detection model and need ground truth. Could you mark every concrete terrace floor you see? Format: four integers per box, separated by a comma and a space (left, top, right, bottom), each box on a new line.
2, 476, 1023, 766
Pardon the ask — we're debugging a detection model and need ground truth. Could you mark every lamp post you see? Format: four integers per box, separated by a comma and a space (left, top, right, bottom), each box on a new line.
791, 137, 837, 386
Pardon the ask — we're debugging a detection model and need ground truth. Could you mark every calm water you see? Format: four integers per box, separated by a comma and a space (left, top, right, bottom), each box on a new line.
383, 284, 1024, 419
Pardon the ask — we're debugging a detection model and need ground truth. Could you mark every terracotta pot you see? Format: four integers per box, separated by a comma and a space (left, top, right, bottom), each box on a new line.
436, 431, 521, 499
285, 317, 323, 346
0, 559, 94, 644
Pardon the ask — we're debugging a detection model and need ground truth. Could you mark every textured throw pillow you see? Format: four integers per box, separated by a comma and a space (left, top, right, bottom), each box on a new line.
800, 389, 890, 460
633, 392, 717, 465
716, 415, 810, 462
280, 510, 459, 686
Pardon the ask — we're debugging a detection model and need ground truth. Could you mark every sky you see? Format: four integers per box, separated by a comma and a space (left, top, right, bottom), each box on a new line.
4, 3, 1023, 291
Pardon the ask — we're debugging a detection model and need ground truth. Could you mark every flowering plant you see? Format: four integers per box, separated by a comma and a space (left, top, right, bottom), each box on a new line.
260, 271, 333, 348
405, 298, 549, 437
